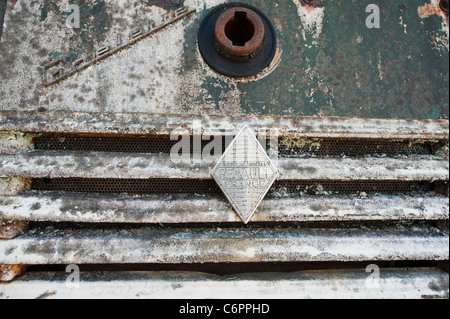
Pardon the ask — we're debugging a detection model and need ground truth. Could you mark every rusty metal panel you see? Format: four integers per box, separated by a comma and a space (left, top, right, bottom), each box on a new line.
0, 0, 448, 119
0, 0, 448, 299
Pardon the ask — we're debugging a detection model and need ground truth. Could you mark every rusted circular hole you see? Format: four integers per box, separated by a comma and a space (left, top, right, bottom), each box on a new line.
214, 7, 265, 57
224, 11, 255, 46
198, 3, 277, 77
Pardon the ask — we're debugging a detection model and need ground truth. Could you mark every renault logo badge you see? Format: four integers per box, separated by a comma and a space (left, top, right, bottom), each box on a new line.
211, 125, 279, 224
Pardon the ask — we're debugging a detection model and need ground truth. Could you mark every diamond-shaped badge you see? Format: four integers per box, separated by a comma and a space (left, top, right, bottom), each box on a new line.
211, 125, 279, 224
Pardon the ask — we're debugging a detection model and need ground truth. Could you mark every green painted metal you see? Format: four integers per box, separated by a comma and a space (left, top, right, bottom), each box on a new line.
0, 0, 448, 119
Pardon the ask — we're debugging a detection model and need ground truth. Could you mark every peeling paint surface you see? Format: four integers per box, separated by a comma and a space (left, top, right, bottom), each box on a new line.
0, 0, 448, 298
0, 132, 35, 154
1, 189, 447, 224
0, 111, 448, 139
0, 0, 447, 119
292, 0, 325, 42
0, 226, 448, 265
0, 268, 448, 299
0, 264, 26, 282
0, 177, 29, 196
0, 152, 448, 181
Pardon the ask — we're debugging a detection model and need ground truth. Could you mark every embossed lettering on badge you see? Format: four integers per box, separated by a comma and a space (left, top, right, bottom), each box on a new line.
211, 125, 279, 224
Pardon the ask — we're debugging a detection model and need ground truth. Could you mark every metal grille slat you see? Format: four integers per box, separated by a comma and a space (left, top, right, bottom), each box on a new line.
0, 193, 447, 224
1, 111, 448, 140
0, 151, 448, 181
0, 268, 447, 299
0, 227, 447, 265
0, 113, 448, 297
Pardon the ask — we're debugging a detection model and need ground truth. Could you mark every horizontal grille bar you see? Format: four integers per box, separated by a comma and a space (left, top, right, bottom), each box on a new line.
0, 193, 447, 224
1, 111, 448, 140
0, 151, 448, 180
1, 114, 448, 294
0, 226, 447, 265
0, 268, 447, 299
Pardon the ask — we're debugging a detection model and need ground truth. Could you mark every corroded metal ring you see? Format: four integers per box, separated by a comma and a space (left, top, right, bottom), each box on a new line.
214, 7, 265, 57
198, 3, 277, 78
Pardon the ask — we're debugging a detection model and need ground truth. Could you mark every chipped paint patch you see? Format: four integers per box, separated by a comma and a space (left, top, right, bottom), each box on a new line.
234, 47, 283, 84
377, 52, 384, 81
0, 227, 448, 265
0, 132, 35, 154
292, 0, 324, 43
0, 220, 29, 239
0, 269, 449, 299
418, 0, 443, 18
0, 193, 448, 223
0, 177, 29, 196
424, 18, 449, 53
178, 39, 244, 116
399, 16, 408, 34
238, 247, 255, 258
0, 0, 448, 119
418, 0, 449, 52
0, 264, 26, 282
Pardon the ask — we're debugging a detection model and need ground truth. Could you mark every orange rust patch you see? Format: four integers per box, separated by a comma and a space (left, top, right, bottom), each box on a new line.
0, 265, 26, 282
418, 1, 442, 18
304, 5, 316, 13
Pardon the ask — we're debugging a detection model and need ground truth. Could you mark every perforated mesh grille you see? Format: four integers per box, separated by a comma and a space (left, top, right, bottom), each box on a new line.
33, 135, 222, 154
33, 134, 434, 158
32, 178, 220, 194
31, 178, 434, 196
33, 135, 242, 155
269, 180, 435, 197
31, 135, 438, 197
277, 139, 433, 157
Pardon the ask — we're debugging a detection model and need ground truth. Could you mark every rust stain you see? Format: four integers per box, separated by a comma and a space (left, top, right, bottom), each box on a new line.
11, 0, 18, 9
0, 264, 26, 282
214, 7, 265, 57
300, 0, 326, 13
418, 1, 442, 18
304, 5, 316, 13
0, 220, 29, 239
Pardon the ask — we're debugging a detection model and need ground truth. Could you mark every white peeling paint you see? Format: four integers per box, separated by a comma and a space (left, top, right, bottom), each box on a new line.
1, 269, 448, 299
292, 0, 325, 42
418, 0, 449, 53
1, 193, 447, 224
238, 247, 256, 258
0, 227, 448, 265
399, 16, 407, 34
377, 52, 384, 80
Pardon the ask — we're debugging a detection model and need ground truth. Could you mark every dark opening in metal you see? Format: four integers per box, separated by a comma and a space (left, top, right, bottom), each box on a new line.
198, 3, 277, 77
440, 0, 449, 15
33, 134, 435, 158
300, 0, 326, 8
31, 178, 435, 196
0, 0, 7, 41
225, 11, 255, 46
